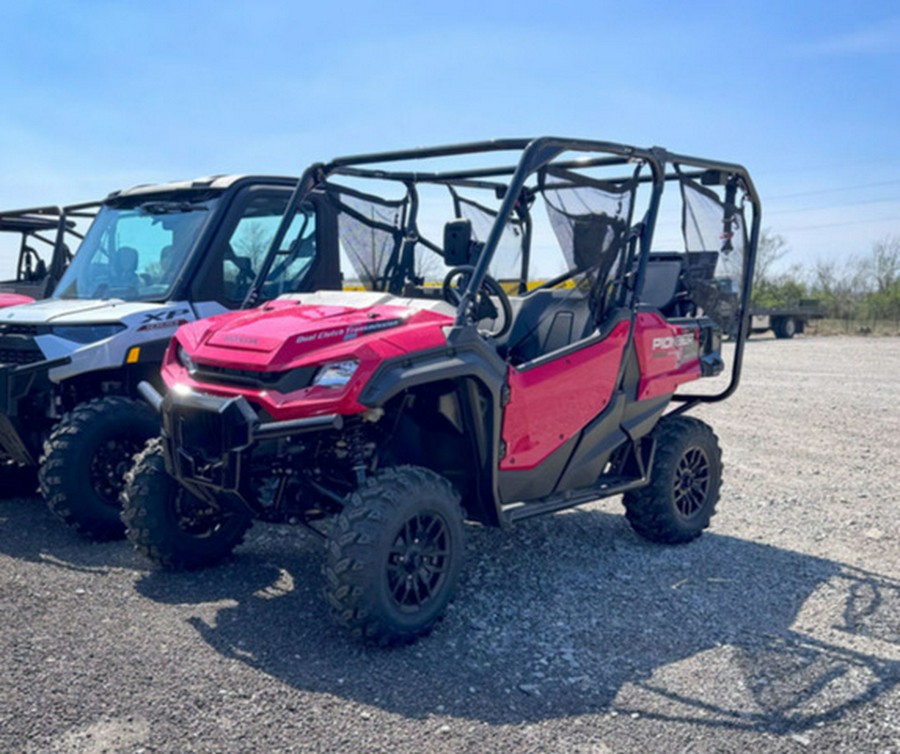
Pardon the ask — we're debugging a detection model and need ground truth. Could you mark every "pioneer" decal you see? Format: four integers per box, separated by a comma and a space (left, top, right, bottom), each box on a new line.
652, 333, 695, 350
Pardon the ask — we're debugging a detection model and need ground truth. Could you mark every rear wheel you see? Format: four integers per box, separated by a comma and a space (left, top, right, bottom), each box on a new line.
623, 416, 722, 544
773, 316, 797, 339
40, 397, 159, 540
121, 438, 252, 570
324, 465, 465, 645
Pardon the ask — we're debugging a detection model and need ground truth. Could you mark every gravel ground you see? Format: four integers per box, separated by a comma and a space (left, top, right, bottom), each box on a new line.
1, 335, 898, 753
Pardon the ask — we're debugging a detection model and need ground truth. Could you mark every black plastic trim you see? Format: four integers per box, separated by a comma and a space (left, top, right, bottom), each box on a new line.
359, 328, 508, 409
621, 393, 671, 441
553, 393, 629, 492
0, 356, 71, 464
360, 327, 508, 525
497, 433, 579, 503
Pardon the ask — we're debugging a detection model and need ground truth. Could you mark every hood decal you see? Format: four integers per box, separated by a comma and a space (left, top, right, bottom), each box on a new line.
297, 317, 404, 345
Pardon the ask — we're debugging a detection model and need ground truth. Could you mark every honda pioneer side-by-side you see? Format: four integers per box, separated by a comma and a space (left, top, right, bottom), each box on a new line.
0, 175, 342, 537
123, 138, 760, 644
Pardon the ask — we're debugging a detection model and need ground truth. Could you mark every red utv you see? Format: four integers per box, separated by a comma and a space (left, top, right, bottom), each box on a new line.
123, 138, 760, 644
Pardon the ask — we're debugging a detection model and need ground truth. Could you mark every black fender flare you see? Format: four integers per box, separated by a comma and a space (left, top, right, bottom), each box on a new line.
358, 328, 508, 526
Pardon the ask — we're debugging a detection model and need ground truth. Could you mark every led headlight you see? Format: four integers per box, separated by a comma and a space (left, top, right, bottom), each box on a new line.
50, 323, 126, 344
175, 343, 196, 374
312, 359, 358, 388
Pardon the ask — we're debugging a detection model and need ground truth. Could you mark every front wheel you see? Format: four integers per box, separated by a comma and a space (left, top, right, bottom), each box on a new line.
623, 416, 722, 544
324, 465, 465, 645
40, 396, 159, 540
121, 438, 252, 570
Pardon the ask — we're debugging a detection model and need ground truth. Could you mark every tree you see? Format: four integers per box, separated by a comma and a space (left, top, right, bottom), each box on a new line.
752, 229, 789, 294
233, 221, 272, 264
864, 235, 900, 321
871, 235, 900, 294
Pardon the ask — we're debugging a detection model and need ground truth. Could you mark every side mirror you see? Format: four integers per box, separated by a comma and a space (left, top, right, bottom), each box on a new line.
444, 219, 473, 267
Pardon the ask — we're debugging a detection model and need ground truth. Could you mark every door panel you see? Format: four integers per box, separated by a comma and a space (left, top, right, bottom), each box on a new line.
500, 320, 629, 471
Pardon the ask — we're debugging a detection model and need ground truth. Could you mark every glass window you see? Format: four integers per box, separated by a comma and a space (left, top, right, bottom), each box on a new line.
224, 211, 284, 303
53, 198, 218, 301
255, 203, 318, 300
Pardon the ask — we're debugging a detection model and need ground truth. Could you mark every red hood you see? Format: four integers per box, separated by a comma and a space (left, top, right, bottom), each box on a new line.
177, 297, 455, 371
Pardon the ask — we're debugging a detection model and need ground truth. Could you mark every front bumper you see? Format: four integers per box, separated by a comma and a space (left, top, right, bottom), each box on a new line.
141, 381, 343, 495
0, 356, 70, 465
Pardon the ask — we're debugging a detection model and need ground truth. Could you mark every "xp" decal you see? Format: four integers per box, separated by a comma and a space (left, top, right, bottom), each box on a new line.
141, 308, 191, 323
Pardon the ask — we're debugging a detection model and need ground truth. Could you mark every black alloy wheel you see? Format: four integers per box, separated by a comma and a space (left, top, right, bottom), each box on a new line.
90, 436, 147, 508
324, 465, 465, 645
387, 511, 452, 612
673, 446, 711, 519
622, 415, 722, 544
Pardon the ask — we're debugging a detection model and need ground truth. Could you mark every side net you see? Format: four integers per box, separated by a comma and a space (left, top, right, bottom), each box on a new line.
679, 170, 749, 335
327, 185, 408, 291
542, 176, 637, 289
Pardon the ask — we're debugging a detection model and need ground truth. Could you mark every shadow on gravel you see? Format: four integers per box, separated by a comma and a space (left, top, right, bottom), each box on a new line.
134, 509, 900, 733
0, 495, 141, 572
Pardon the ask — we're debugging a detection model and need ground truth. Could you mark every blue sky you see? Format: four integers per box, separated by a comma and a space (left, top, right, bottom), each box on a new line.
1, 0, 898, 272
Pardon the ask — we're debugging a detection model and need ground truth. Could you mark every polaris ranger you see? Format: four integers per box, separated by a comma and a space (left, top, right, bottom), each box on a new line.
0, 175, 341, 538
123, 138, 760, 644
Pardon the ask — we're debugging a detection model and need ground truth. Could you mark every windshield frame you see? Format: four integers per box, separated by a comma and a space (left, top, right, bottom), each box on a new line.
52, 192, 222, 303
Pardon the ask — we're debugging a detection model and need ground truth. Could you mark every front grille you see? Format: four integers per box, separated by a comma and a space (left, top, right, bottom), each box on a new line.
175, 410, 225, 462
0, 324, 46, 336
0, 348, 43, 366
192, 364, 317, 393
194, 364, 283, 386
167, 391, 256, 459
166, 392, 258, 492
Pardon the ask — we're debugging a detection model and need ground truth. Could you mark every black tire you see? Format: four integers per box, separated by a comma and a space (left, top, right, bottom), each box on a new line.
39, 396, 159, 540
121, 438, 252, 570
324, 465, 465, 645
622, 416, 722, 544
773, 316, 797, 339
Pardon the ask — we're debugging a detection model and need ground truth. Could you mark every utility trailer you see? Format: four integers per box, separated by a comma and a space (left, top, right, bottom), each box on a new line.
751, 300, 826, 339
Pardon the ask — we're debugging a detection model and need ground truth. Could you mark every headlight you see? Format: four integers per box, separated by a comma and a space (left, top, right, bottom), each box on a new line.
176, 343, 196, 373
50, 323, 126, 344
312, 359, 358, 388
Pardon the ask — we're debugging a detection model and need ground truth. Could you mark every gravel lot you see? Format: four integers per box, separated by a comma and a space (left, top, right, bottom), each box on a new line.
1, 335, 898, 753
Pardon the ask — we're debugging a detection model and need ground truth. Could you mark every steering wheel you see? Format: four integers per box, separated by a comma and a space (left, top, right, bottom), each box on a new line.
442, 265, 513, 338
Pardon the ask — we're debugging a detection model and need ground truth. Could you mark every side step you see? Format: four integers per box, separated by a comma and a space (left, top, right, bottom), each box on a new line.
502, 440, 655, 524
502, 475, 646, 523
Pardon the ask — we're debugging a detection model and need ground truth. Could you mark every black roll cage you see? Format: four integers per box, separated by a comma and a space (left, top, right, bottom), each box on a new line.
0, 201, 99, 295
255, 137, 760, 404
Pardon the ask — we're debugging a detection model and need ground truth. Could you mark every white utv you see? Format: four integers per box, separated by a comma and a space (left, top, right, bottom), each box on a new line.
0, 174, 340, 538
